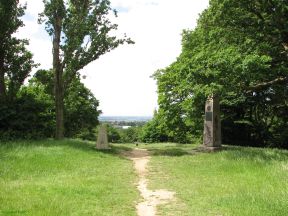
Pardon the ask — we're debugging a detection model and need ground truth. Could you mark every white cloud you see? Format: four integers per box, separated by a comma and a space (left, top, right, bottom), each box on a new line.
20, 0, 44, 17
18, 0, 209, 116
18, 0, 52, 70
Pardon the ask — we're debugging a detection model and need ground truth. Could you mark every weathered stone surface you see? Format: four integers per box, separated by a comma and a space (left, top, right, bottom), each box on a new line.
203, 95, 221, 147
96, 124, 109, 149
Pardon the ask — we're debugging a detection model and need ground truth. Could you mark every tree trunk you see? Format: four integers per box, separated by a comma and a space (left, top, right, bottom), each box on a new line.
0, 54, 6, 99
53, 15, 64, 139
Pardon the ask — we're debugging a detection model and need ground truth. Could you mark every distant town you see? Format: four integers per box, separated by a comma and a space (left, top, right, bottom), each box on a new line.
99, 116, 152, 122
99, 116, 152, 128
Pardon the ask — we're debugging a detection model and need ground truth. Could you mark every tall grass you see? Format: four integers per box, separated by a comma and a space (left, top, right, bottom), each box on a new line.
0, 140, 139, 216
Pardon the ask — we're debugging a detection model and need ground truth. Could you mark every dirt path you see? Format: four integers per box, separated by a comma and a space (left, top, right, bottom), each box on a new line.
124, 148, 175, 216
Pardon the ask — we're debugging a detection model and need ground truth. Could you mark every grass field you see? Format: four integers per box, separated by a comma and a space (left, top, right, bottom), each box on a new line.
0, 140, 139, 216
1, 141, 288, 216
137, 143, 288, 216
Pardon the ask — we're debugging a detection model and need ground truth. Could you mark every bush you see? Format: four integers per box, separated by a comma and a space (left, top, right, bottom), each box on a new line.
120, 126, 141, 143
140, 119, 168, 143
76, 128, 97, 141
0, 84, 55, 140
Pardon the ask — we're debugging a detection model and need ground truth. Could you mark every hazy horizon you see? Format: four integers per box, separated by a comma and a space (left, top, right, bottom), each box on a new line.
99, 115, 152, 122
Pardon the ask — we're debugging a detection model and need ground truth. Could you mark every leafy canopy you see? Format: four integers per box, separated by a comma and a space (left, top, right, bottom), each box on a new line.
0, 0, 36, 100
39, 0, 133, 83
152, 0, 288, 147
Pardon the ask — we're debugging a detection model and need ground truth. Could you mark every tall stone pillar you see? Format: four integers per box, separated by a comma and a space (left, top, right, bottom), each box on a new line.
203, 95, 221, 147
96, 124, 109, 149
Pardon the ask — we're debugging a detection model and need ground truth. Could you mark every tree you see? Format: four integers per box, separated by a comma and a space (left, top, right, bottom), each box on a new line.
140, 110, 169, 143
0, 81, 55, 140
40, 0, 133, 139
0, 0, 38, 140
206, 0, 288, 91
106, 125, 121, 143
32, 69, 101, 138
64, 77, 101, 137
154, 0, 288, 147
0, 0, 36, 101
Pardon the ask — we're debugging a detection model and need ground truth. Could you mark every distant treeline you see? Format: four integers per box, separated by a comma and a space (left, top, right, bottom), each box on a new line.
101, 121, 147, 127
99, 116, 152, 122
85, 123, 171, 144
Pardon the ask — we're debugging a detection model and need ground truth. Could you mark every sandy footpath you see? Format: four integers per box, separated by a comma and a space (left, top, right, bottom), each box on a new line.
124, 148, 175, 216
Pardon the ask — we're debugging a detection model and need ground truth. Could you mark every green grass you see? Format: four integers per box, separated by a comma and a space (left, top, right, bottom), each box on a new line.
0, 140, 139, 216
115, 143, 198, 156
142, 144, 288, 216
1, 141, 288, 216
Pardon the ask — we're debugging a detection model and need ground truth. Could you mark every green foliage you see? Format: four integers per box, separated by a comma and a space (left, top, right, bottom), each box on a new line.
0, 0, 40, 140
0, 69, 101, 141
106, 124, 121, 143
153, 0, 288, 148
0, 0, 24, 33
64, 78, 101, 137
80, 124, 124, 143
0, 0, 37, 100
32, 69, 101, 139
39, 0, 134, 138
75, 127, 97, 141
0, 83, 55, 140
40, 0, 134, 77
119, 126, 141, 143
92, 124, 143, 143
140, 113, 169, 143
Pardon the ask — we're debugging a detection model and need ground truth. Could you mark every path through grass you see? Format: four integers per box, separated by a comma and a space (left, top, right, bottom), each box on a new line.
1, 141, 288, 216
140, 144, 288, 216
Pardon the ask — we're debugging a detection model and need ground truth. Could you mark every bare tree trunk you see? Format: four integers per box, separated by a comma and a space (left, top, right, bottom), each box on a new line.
0, 54, 6, 99
53, 15, 64, 139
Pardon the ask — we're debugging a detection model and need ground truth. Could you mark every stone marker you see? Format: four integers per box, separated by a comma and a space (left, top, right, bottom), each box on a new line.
203, 94, 221, 148
96, 124, 109, 149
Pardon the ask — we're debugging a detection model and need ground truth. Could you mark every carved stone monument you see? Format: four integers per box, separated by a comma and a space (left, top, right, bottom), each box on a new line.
96, 124, 109, 149
203, 95, 221, 148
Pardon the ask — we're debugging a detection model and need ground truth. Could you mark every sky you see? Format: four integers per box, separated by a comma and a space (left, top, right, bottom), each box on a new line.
18, 0, 209, 116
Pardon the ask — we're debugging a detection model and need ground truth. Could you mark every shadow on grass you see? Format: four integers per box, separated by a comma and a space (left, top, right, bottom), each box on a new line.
0, 139, 133, 156
95, 145, 133, 157
223, 146, 288, 162
3, 140, 286, 162
147, 144, 288, 161
148, 147, 190, 157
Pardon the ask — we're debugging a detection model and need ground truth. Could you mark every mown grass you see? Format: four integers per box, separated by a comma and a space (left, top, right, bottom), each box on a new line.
142, 144, 288, 216
0, 140, 139, 216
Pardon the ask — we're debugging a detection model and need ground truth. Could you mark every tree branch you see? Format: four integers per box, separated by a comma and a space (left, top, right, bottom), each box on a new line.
246, 76, 288, 92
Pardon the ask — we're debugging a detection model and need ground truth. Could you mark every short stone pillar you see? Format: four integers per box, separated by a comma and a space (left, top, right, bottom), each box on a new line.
203, 95, 221, 148
96, 124, 109, 149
